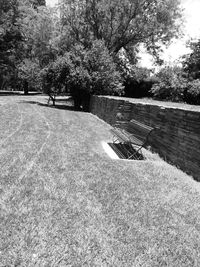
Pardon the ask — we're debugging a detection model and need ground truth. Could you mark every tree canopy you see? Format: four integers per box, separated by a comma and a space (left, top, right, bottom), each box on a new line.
59, 0, 182, 58
0, 0, 23, 89
41, 40, 124, 109
0, 0, 49, 90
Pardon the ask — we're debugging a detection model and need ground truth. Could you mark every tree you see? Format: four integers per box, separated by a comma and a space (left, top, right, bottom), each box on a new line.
68, 42, 124, 110
183, 39, 200, 79
184, 79, 200, 105
40, 55, 72, 106
181, 39, 200, 104
59, 0, 183, 59
0, 0, 23, 90
32, 0, 46, 8
16, 1, 54, 93
19, 3, 54, 64
0, 0, 50, 91
84, 40, 124, 95
17, 59, 41, 94
19, 0, 46, 9
40, 41, 124, 110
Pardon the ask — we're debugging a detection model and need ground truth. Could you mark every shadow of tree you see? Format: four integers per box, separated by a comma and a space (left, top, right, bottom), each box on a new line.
0, 91, 42, 96
18, 100, 87, 112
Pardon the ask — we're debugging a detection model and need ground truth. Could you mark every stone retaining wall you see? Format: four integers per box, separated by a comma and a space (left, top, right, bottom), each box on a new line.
90, 96, 200, 181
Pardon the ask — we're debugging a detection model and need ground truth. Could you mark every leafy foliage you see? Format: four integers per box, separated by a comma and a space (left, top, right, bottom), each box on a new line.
184, 79, 200, 105
40, 54, 72, 98
84, 41, 124, 95
19, 0, 46, 9
17, 59, 41, 91
118, 60, 153, 98
0, 0, 187, 107
183, 39, 200, 79
32, 0, 46, 9
0, 0, 53, 91
0, 0, 23, 89
40, 41, 124, 108
19, 3, 54, 66
59, 0, 183, 58
151, 66, 187, 102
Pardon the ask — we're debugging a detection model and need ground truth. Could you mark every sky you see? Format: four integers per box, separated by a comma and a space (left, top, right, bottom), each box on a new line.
139, 0, 200, 67
46, 0, 200, 67
46, 0, 58, 7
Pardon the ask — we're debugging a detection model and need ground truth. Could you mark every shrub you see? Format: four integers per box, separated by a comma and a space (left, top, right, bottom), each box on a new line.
184, 79, 200, 105
116, 56, 153, 98
151, 66, 187, 102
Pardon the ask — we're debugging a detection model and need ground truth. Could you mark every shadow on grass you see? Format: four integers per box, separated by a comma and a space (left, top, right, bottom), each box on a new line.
18, 100, 87, 112
54, 97, 73, 102
0, 91, 42, 96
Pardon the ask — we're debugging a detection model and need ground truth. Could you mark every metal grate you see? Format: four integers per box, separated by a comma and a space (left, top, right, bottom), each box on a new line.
108, 143, 145, 160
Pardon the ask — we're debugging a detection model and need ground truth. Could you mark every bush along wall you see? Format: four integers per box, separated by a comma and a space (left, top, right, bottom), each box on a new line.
90, 96, 200, 181
124, 80, 153, 98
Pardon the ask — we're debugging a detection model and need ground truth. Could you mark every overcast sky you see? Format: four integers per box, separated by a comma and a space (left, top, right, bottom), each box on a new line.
46, 0, 200, 66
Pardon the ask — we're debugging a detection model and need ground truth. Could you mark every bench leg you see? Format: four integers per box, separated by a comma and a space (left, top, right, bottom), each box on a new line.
111, 135, 144, 160
128, 145, 143, 160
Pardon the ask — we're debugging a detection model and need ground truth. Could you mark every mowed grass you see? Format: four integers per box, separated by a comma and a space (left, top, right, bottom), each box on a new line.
0, 95, 200, 266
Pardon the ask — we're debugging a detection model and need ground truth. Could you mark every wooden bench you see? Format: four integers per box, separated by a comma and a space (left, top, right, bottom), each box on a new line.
110, 119, 155, 159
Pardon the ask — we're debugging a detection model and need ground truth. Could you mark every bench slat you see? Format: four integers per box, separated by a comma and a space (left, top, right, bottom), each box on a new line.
110, 128, 143, 146
129, 119, 153, 134
110, 128, 130, 142
110, 118, 155, 154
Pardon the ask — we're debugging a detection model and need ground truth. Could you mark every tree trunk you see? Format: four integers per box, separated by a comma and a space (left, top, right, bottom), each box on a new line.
73, 96, 82, 110
52, 98, 55, 106
48, 94, 56, 106
82, 92, 91, 112
24, 81, 29, 95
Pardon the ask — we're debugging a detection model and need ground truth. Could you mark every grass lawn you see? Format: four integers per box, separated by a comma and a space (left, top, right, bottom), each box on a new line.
0, 95, 200, 266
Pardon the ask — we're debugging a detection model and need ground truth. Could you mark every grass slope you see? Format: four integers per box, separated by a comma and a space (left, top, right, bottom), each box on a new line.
0, 95, 200, 266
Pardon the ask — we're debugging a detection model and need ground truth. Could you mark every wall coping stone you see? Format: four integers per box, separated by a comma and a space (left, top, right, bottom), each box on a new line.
97, 96, 200, 112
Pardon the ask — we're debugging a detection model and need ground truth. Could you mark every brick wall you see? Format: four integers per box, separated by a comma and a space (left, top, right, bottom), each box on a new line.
90, 96, 200, 181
